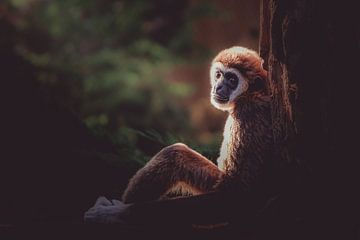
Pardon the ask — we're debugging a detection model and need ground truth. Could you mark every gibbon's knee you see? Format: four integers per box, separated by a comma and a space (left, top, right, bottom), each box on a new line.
122, 143, 190, 203
151, 142, 190, 164
157, 143, 222, 191
168, 142, 189, 150
161, 143, 190, 155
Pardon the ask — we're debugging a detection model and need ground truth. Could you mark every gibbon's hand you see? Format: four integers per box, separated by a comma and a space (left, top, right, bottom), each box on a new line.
84, 196, 130, 224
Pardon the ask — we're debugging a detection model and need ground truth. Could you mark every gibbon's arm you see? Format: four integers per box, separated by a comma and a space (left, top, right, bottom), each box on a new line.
84, 190, 265, 227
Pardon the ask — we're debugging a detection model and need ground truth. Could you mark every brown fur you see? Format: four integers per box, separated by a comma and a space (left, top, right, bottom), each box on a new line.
213, 46, 267, 82
215, 95, 273, 192
122, 47, 273, 203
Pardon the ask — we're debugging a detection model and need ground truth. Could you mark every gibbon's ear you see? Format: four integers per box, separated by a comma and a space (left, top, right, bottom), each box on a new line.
248, 76, 266, 93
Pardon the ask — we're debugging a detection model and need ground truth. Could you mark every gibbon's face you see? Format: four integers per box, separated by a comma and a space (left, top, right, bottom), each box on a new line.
210, 62, 249, 111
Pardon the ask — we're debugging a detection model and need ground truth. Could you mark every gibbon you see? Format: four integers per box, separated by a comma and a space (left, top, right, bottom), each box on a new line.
122, 46, 272, 203
85, 46, 276, 226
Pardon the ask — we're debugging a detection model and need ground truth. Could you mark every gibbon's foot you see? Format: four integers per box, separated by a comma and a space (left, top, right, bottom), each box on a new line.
84, 196, 130, 224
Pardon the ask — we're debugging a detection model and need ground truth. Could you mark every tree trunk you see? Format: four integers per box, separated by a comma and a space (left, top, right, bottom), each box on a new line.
260, 0, 359, 236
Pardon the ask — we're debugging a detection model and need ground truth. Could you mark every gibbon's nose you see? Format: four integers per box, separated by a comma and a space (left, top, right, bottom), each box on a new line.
216, 85, 223, 93
215, 84, 229, 97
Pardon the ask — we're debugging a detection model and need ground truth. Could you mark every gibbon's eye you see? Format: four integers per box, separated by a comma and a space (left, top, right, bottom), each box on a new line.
215, 71, 222, 80
225, 72, 238, 89
228, 77, 238, 89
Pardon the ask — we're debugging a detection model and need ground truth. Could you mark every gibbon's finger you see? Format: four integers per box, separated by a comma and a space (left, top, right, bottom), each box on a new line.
94, 196, 112, 206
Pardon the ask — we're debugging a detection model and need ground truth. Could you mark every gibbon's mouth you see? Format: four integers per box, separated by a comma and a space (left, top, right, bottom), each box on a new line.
213, 94, 229, 104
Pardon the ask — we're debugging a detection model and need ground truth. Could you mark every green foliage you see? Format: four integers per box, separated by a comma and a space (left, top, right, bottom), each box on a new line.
8, 0, 221, 166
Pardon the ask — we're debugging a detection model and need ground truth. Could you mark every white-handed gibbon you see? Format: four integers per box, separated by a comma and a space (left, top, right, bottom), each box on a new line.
85, 46, 275, 225
121, 46, 271, 203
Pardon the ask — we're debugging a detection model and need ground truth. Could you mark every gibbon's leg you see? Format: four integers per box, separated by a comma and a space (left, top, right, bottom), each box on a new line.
122, 143, 223, 203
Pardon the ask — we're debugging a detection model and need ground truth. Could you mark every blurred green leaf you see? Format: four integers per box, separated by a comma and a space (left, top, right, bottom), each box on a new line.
9, 0, 222, 166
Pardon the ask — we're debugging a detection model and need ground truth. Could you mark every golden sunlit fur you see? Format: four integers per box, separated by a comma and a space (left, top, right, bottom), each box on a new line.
122, 46, 272, 203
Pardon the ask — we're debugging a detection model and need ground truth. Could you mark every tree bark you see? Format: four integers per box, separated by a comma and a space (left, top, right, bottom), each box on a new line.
260, 0, 359, 235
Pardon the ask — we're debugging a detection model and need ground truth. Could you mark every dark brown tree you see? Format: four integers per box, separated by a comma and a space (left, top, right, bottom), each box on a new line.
259, 0, 359, 238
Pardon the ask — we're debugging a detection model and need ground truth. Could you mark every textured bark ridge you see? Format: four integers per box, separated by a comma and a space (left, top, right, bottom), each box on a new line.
260, 0, 305, 169
259, 0, 359, 228
261, 0, 357, 167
